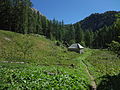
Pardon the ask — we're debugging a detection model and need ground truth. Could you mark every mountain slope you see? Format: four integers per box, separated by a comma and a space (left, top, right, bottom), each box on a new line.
75, 11, 119, 31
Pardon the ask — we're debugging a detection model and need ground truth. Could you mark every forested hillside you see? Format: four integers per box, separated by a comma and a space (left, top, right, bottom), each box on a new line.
74, 11, 120, 49
76, 11, 119, 31
0, 1, 120, 50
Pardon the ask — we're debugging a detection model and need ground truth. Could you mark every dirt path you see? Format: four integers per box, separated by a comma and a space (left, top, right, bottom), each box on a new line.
82, 60, 97, 90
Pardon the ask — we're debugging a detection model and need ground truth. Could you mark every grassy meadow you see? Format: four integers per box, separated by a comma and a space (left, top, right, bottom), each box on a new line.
0, 30, 120, 89
0, 30, 91, 89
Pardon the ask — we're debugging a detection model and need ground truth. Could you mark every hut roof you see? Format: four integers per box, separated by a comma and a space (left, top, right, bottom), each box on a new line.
68, 43, 84, 49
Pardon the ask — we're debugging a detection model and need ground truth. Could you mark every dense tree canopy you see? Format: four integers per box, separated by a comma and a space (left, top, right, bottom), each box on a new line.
0, 0, 120, 51
76, 11, 119, 31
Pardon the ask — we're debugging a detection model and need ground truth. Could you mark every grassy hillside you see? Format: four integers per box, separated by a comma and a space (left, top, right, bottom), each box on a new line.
0, 30, 80, 66
85, 49, 120, 89
0, 30, 120, 89
0, 30, 91, 89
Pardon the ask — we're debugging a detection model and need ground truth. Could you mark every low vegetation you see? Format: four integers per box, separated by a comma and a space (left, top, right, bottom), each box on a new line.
85, 49, 120, 87
0, 30, 79, 66
0, 30, 120, 89
0, 63, 91, 90
0, 30, 91, 89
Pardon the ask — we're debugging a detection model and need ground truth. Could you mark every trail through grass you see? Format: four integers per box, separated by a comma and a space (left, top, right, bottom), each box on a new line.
85, 49, 120, 88
77, 49, 97, 90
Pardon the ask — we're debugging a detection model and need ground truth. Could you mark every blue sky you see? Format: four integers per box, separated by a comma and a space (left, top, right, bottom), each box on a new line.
31, 0, 120, 24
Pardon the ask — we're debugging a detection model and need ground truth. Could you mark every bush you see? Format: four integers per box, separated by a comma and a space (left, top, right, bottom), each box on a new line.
108, 41, 120, 55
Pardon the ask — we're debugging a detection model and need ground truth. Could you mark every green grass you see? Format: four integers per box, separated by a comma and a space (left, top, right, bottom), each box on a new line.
85, 49, 120, 85
0, 30, 80, 66
0, 30, 91, 89
1, 30, 119, 89
0, 63, 91, 90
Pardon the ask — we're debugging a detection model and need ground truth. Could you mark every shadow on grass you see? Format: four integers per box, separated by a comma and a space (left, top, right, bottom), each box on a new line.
97, 74, 120, 90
